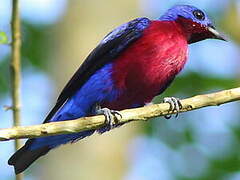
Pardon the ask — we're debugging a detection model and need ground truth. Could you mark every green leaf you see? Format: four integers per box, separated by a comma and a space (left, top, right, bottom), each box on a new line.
0, 31, 8, 44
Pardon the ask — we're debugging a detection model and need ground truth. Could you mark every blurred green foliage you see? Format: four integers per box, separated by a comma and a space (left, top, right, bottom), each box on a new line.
0, 59, 10, 95
0, 22, 53, 96
221, 1, 240, 44
0, 31, 8, 44
162, 72, 237, 96
21, 23, 53, 69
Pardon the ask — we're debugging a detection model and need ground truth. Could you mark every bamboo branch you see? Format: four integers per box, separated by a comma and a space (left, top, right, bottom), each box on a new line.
10, 0, 22, 180
0, 87, 240, 141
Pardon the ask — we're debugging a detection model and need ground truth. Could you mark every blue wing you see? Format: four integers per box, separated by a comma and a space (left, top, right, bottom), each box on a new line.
8, 17, 150, 174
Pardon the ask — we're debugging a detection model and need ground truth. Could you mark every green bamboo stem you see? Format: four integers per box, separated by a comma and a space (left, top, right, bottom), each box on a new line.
10, 0, 23, 180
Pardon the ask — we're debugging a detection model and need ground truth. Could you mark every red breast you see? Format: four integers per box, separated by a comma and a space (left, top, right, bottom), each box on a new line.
107, 20, 188, 109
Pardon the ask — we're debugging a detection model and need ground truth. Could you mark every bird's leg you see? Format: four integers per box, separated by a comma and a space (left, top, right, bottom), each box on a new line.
163, 97, 183, 119
95, 104, 122, 127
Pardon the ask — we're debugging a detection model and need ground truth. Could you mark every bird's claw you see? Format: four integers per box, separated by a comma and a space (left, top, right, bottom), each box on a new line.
163, 97, 182, 119
96, 107, 122, 127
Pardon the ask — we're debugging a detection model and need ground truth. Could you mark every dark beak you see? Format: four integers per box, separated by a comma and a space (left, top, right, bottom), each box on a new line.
207, 26, 227, 41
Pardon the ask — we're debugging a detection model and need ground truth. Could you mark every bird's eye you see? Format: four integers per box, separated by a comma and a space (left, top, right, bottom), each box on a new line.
193, 10, 205, 21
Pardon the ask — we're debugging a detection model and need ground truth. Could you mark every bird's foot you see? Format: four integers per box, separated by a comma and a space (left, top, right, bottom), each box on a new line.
95, 105, 122, 127
163, 97, 182, 119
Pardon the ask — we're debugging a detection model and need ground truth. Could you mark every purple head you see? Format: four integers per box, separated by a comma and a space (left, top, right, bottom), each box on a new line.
160, 5, 226, 44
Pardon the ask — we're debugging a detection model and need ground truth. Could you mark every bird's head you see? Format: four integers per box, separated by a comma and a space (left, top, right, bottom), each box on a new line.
160, 5, 226, 44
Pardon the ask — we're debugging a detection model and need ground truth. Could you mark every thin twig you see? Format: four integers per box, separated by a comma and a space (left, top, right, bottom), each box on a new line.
0, 87, 239, 141
10, 0, 23, 180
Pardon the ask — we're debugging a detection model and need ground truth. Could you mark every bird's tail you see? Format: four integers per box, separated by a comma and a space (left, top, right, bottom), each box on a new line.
8, 96, 97, 174
8, 140, 50, 174
8, 129, 95, 174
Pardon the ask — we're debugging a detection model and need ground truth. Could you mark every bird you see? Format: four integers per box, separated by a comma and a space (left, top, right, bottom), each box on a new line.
8, 5, 226, 174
